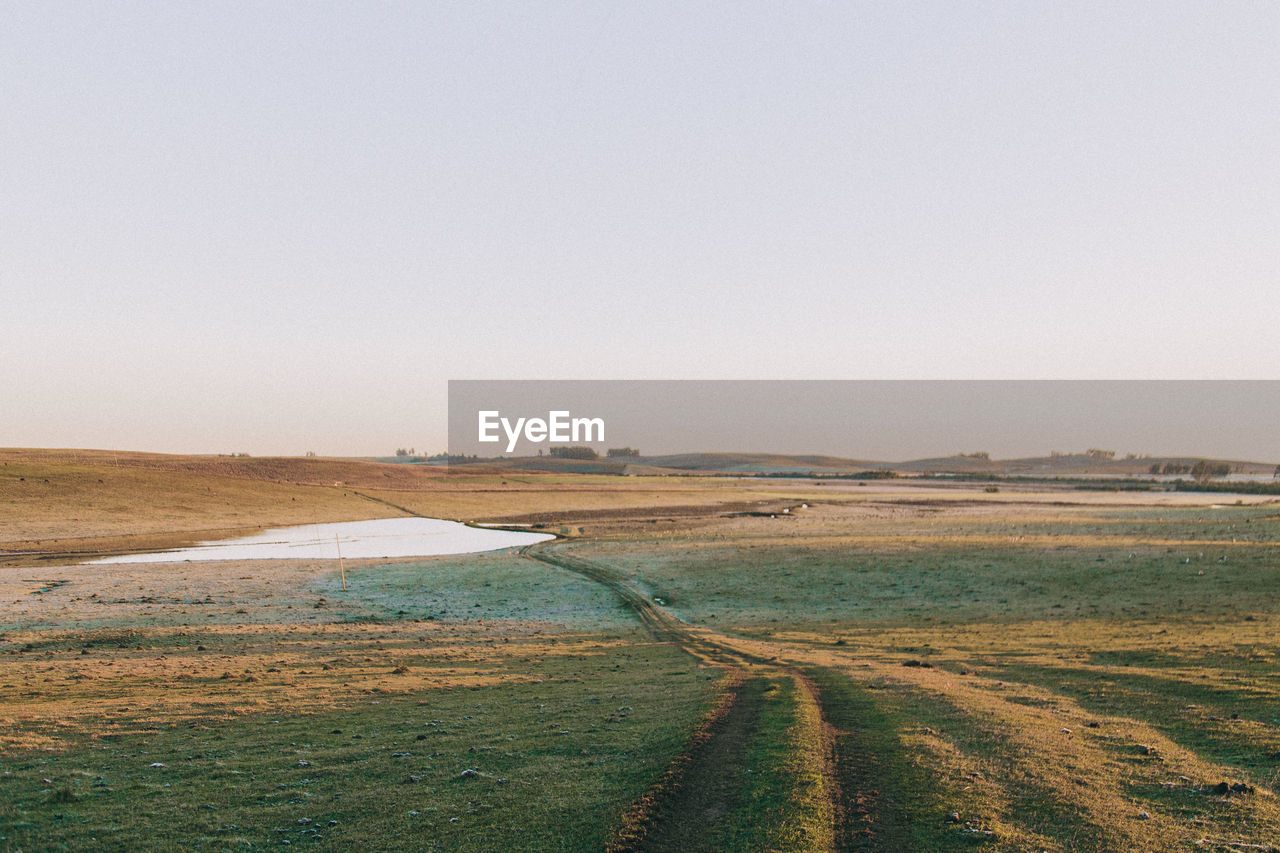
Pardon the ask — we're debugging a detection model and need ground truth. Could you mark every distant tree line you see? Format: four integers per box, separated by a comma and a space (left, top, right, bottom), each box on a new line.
1149, 460, 1231, 483
751, 469, 899, 480
1191, 460, 1231, 482
549, 446, 598, 460
1050, 449, 1143, 459
1176, 480, 1280, 495
607, 447, 640, 457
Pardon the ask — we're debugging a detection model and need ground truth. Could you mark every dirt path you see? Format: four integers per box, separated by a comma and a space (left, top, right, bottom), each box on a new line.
523, 547, 761, 666
633, 677, 771, 852
524, 544, 845, 851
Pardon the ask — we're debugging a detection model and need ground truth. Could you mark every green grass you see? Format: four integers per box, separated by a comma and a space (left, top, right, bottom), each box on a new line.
0, 547, 720, 851
318, 552, 640, 630
560, 502, 1280, 848
0, 639, 717, 852
802, 668, 969, 852
565, 537, 1280, 629
716, 677, 833, 851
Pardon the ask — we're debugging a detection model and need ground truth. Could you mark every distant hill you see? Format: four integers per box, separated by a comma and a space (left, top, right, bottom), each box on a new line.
445, 451, 888, 476
453, 450, 1279, 479
635, 452, 886, 473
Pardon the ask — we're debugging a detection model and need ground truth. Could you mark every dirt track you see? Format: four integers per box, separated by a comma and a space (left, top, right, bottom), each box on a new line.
525, 544, 856, 852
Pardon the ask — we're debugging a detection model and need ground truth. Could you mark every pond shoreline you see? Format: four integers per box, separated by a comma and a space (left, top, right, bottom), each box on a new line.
87, 516, 554, 564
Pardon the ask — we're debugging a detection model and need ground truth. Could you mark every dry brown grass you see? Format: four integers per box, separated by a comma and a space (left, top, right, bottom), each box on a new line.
0, 449, 783, 564
0, 619, 630, 752
713, 629, 1280, 849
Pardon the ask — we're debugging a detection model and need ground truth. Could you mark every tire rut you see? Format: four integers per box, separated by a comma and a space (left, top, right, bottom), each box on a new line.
605, 673, 771, 852
524, 543, 844, 851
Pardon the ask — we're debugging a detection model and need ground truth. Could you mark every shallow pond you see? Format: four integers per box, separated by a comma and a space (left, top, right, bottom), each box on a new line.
89, 517, 554, 563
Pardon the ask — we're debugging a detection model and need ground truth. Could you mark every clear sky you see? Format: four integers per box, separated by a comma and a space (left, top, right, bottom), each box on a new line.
3, 3, 1278, 456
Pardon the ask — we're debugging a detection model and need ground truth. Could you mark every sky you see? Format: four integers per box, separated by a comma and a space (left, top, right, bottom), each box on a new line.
3, 3, 1278, 456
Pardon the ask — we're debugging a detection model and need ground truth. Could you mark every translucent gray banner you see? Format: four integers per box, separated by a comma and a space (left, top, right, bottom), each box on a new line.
447, 380, 1280, 467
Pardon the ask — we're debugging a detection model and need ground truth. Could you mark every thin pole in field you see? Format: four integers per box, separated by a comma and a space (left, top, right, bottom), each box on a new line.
336, 533, 347, 591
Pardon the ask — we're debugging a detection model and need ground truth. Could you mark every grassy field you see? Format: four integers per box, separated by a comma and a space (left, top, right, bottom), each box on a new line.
564, 499, 1280, 849
0, 551, 720, 851
4, 450, 1280, 850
